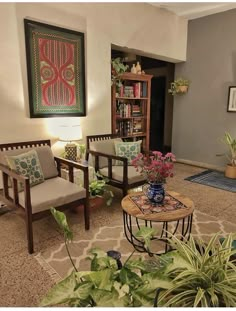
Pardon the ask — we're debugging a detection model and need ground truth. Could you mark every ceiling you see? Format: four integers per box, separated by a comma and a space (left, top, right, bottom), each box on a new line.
150, 2, 236, 20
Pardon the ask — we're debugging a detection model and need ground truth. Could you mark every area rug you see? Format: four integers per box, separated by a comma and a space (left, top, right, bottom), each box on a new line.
35, 210, 236, 282
185, 170, 236, 192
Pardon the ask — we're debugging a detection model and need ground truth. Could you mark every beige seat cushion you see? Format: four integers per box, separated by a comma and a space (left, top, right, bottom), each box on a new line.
9, 177, 86, 214
89, 138, 122, 169
0, 145, 58, 180
100, 166, 146, 185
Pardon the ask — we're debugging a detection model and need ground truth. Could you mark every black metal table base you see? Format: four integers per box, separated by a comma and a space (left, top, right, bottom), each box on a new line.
123, 211, 193, 255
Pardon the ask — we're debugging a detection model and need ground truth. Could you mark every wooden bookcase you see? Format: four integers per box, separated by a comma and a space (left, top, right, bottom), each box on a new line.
111, 72, 153, 152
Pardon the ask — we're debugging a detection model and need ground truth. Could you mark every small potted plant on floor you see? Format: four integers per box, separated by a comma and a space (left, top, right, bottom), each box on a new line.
89, 173, 114, 207
219, 132, 236, 178
168, 78, 190, 96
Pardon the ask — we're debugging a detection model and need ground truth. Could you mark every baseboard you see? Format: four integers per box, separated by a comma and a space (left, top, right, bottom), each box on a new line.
176, 158, 225, 172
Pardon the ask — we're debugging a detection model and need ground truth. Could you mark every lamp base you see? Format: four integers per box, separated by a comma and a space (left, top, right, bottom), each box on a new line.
65, 144, 77, 162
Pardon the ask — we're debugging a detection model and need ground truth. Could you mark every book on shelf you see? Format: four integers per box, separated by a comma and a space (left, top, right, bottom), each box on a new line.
141, 82, 147, 97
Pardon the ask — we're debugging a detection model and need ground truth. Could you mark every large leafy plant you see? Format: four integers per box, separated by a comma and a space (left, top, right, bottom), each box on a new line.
41, 209, 236, 307
221, 132, 236, 166
157, 234, 236, 307
40, 209, 170, 307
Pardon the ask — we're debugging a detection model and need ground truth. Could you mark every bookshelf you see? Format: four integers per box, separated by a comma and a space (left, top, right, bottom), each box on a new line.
111, 72, 153, 152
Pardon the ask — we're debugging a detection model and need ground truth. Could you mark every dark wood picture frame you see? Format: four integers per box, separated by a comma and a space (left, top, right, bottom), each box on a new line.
24, 19, 86, 118
227, 86, 236, 112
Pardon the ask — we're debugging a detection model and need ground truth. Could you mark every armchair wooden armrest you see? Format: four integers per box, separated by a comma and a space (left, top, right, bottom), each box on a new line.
86, 149, 128, 184
0, 162, 30, 208
54, 156, 89, 193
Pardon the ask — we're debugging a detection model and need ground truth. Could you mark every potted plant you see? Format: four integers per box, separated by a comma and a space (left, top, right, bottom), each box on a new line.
168, 78, 190, 96
218, 132, 236, 178
89, 173, 114, 207
41, 209, 236, 307
111, 57, 129, 89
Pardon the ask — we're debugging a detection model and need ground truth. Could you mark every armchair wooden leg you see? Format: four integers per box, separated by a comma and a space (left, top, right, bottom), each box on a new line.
84, 200, 90, 230
25, 212, 34, 254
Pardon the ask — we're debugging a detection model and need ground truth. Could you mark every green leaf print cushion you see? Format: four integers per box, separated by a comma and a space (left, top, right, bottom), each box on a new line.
5, 149, 44, 191
115, 140, 142, 165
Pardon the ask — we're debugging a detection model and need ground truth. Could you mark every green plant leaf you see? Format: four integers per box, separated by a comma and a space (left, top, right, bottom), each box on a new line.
91, 288, 130, 307
82, 269, 113, 291
119, 267, 142, 287
135, 227, 157, 250
40, 272, 76, 306
50, 207, 73, 241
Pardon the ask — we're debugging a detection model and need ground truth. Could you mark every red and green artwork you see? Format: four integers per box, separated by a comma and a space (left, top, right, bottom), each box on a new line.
24, 19, 86, 118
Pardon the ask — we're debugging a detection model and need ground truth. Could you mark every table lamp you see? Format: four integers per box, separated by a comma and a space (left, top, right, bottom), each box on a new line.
59, 124, 82, 161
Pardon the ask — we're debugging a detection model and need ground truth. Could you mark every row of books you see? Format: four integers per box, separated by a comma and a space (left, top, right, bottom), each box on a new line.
118, 82, 148, 98
116, 119, 143, 136
116, 102, 142, 117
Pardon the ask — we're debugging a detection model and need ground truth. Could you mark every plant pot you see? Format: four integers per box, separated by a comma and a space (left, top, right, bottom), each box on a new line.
225, 164, 236, 179
177, 85, 188, 93
89, 196, 105, 208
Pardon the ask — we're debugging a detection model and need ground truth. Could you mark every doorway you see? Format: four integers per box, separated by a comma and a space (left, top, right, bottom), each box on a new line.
150, 76, 166, 152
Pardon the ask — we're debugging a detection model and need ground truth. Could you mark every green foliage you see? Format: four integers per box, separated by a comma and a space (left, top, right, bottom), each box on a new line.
135, 227, 157, 251
168, 77, 190, 96
220, 132, 236, 166
89, 172, 114, 206
42, 211, 236, 307
157, 234, 236, 307
111, 57, 129, 88
50, 207, 73, 242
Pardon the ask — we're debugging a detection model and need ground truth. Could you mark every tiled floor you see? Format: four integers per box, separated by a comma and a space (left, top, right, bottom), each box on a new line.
0, 163, 235, 307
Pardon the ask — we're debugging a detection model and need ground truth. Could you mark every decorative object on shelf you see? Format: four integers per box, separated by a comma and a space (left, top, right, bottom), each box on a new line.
227, 86, 236, 112
217, 132, 236, 179
59, 123, 82, 161
136, 61, 141, 74
111, 57, 129, 88
131, 64, 137, 74
132, 151, 176, 204
24, 19, 86, 118
168, 77, 190, 96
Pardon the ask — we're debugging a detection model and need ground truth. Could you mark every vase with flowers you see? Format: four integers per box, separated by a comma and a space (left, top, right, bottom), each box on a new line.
132, 151, 176, 204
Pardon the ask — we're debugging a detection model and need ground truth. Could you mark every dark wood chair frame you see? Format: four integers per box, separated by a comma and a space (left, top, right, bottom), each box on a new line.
86, 134, 146, 197
0, 139, 89, 254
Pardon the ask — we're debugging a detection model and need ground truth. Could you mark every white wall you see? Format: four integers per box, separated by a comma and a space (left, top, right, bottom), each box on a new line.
0, 2, 187, 154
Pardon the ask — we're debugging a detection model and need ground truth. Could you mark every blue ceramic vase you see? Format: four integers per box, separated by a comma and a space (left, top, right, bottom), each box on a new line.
143, 182, 165, 204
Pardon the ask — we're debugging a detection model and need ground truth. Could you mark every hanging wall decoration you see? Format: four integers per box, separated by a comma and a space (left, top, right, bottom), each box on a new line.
24, 19, 86, 118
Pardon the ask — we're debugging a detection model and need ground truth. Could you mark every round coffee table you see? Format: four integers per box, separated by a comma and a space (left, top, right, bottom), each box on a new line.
121, 191, 194, 255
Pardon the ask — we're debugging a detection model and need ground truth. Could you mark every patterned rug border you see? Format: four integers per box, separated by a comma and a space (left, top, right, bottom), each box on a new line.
185, 169, 236, 193
34, 210, 236, 283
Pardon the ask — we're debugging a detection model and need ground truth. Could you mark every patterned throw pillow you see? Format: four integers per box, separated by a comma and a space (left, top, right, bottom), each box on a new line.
5, 150, 44, 191
114, 140, 142, 165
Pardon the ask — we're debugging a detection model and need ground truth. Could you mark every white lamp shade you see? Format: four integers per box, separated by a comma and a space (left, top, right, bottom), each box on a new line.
59, 124, 82, 142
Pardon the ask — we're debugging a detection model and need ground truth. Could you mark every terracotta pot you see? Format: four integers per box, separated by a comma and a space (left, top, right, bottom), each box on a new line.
225, 164, 236, 179
177, 85, 188, 93
89, 196, 105, 208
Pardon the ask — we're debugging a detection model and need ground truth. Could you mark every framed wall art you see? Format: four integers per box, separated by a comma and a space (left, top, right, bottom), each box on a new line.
227, 86, 236, 112
24, 19, 86, 118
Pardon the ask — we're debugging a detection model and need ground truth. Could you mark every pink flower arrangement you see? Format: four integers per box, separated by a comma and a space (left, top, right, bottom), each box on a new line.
131, 151, 176, 184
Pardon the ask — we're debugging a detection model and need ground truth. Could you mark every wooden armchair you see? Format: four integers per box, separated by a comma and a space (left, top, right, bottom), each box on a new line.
0, 140, 89, 254
86, 134, 146, 197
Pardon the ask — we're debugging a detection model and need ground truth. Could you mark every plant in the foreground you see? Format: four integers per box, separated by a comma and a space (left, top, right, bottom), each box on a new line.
157, 233, 236, 307
40, 209, 170, 307
131, 151, 176, 184
217, 132, 236, 166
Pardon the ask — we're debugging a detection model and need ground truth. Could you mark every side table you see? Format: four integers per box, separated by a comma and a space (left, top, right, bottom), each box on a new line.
121, 191, 194, 255
61, 165, 97, 186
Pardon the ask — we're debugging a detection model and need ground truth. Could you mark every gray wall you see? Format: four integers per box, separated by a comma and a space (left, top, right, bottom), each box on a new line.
172, 9, 236, 169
